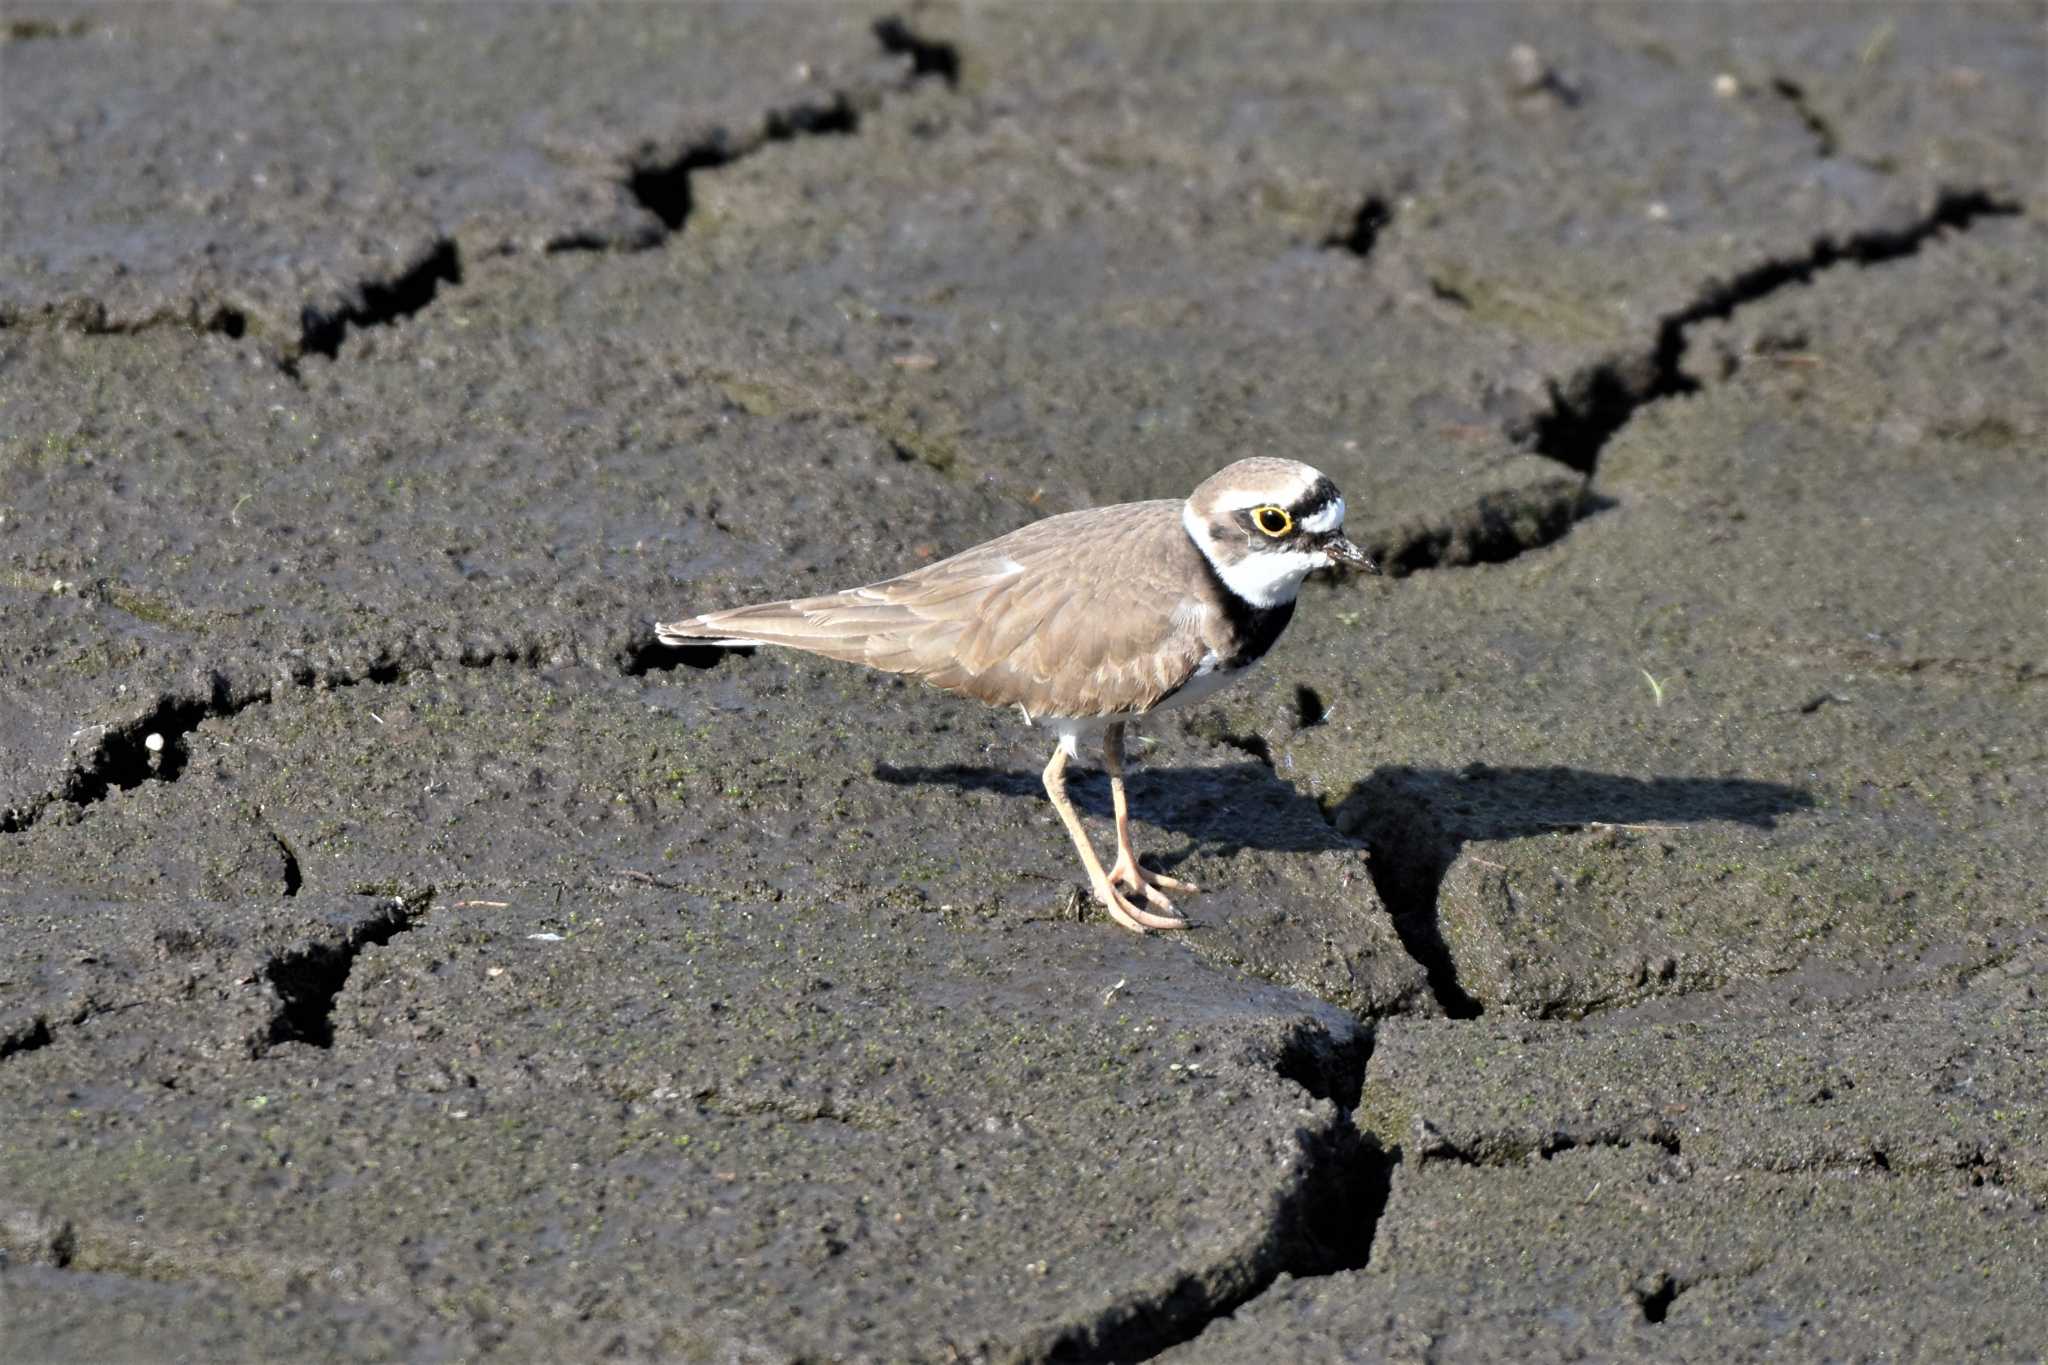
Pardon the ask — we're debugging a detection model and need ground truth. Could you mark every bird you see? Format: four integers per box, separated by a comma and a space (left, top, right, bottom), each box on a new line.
656, 457, 1377, 933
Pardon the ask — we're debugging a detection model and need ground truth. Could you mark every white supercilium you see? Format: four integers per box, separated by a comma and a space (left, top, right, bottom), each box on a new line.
1298, 496, 1345, 535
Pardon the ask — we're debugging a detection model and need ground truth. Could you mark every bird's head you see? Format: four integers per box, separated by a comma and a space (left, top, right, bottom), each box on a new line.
1181, 457, 1377, 608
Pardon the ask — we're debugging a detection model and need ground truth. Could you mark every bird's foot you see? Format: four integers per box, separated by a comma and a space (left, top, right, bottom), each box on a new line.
1125, 863, 1198, 896
1100, 854, 1196, 931
1091, 875, 1189, 933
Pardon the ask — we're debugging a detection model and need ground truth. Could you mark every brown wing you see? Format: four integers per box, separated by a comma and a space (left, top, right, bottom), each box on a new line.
656, 500, 1213, 717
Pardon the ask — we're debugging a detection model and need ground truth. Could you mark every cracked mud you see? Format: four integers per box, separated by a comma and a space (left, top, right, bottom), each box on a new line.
3, 5, 2044, 1362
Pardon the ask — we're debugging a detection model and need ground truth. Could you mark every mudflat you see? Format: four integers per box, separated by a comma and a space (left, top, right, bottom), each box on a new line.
3, 6, 2042, 1360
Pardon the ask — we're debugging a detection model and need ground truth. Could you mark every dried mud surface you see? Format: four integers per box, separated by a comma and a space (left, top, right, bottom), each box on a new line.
2, 4, 2043, 1361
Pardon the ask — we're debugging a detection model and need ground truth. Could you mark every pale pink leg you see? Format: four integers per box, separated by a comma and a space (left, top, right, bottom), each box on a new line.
1042, 740, 1187, 933
1101, 724, 1196, 920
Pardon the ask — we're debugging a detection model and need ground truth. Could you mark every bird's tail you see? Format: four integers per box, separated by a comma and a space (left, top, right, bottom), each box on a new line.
654, 596, 888, 663
657, 582, 971, 675
654, 609, 774, 649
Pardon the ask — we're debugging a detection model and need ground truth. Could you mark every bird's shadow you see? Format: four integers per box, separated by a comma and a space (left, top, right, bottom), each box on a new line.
877, 757, 1813, 1014
874, 757, 1352, 871
1331, 764, 1814, 1013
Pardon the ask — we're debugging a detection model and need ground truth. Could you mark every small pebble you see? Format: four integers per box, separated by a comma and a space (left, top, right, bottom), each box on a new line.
144, 733, 165, 753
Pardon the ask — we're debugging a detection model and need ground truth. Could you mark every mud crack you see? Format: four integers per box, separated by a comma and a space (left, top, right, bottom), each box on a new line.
1519, 187, 2020, 475
0, 672, 273, 835
1358, 476, 1601, 578
282, 238, 462, 376
1323, 766, 1816, 1020
0, 297, 249, 340
262, 818, 304, 898
1348, 800, 1484, 1021
261, 889, 432, 1051
568, 16, 963, 255
1634, 1270, 1685, 1323
1324, 194, 1393, 259
2, 640, 556, 835
1767, 77, 1838, 159
1416, 1125, 1684, 1168
0, 1015, 56, 1064
619, 91, 861, 240
1314, 765, 1486, 1019
0, 1002, 146, 1067
4, 15, 93, 41
1272, 1015, 1373, 1113
0, 1211, 79, 1273
1043, 1022, 1391, 1361
873, 14, 961, 88
39, 21, 967, 361
621, 635, 743, 676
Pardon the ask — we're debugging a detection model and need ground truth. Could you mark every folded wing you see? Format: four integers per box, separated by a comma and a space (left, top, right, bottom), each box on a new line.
655, 501, 1211, 717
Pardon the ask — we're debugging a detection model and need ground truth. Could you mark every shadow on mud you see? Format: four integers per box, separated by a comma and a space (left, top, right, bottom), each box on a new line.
1331, 765, 1815, 1015
874, 757, 1353, 859
881, 757, 1812, 1016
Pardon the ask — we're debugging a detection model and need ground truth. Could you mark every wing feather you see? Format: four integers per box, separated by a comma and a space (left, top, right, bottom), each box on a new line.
655, 500, 1215, 716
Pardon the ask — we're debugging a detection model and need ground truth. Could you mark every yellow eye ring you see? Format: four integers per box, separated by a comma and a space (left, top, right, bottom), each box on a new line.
1252, 505, 1293, 538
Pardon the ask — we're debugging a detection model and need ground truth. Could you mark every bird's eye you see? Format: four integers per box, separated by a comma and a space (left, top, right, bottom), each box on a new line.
1252, 505, 1293, 538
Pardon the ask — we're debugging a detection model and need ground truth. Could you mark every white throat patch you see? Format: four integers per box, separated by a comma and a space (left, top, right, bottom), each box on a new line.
1182, 502, 1327, 609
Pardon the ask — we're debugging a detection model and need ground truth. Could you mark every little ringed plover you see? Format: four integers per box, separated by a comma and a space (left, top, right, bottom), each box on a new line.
657, 457, 1376, 933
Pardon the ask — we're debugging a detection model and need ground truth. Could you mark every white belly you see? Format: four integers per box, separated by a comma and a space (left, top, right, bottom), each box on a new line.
1144, 659, 1255, 715
1040, 658, 1257, 757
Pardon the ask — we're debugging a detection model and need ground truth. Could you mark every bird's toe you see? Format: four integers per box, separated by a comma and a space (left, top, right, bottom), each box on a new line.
1093, 881, 1188, 933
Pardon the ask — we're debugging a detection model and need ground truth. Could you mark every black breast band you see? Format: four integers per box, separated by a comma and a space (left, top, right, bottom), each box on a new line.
1196, 554, 1297, 669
